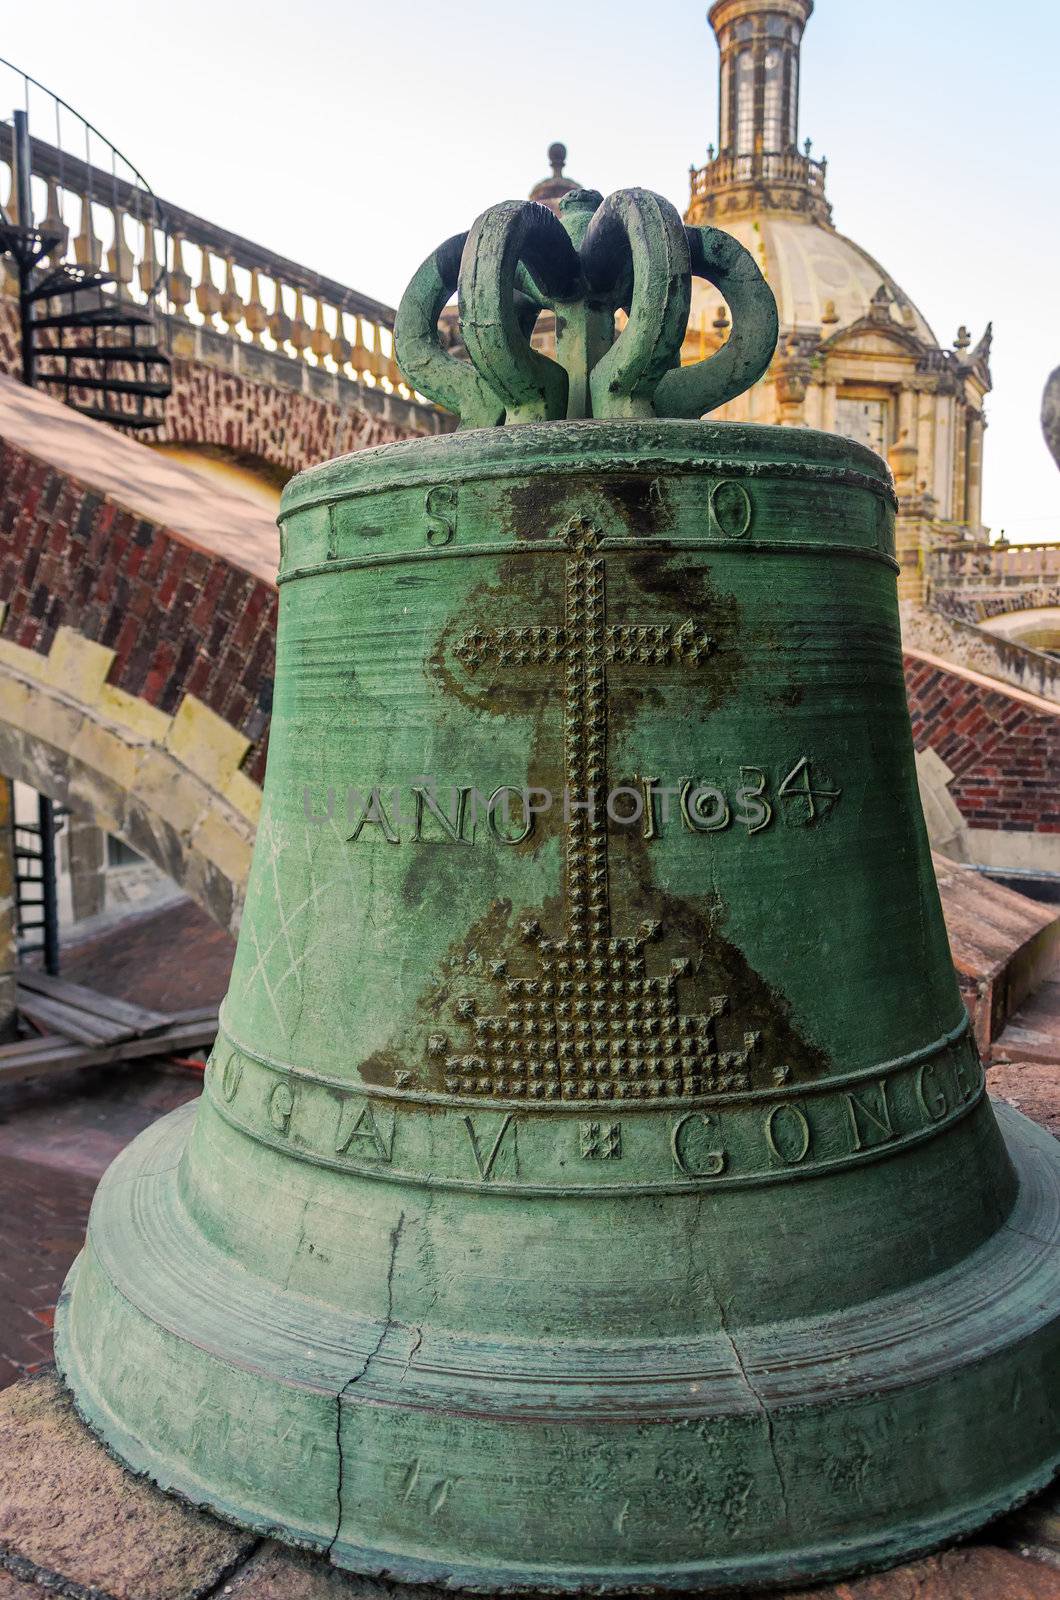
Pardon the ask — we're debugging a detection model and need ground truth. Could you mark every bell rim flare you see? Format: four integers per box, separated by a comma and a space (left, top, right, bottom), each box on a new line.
56, 1100, 1060, 1592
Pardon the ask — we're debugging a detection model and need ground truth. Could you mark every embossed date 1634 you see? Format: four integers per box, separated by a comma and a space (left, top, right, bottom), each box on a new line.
304, 757, 841, 844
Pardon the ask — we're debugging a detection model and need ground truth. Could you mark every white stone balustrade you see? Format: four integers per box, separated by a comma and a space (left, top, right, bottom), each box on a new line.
0, 136, 421, 405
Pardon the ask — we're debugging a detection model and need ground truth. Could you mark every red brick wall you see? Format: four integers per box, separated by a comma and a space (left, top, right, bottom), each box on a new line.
0, 298, 19, 380
0, 297, 410, 479
156, 358, 406, 476
904, 653, 1060, 834
0, 441, 277, 783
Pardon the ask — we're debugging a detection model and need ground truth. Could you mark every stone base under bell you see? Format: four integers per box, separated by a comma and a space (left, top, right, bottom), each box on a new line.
56, 1100, 1060, 1595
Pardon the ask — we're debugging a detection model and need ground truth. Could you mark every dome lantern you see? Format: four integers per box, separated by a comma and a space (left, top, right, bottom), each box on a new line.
692, 0, 829, 225
529, 142, 580, 215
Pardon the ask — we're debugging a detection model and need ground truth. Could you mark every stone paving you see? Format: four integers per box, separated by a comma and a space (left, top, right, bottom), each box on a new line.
0, 895, 231, 1386
0, 1154, 97, 1388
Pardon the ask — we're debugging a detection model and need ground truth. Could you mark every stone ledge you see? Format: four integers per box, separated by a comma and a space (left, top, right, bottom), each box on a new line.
1, 1370, 1058, 1600
0, 1370, 254, 1600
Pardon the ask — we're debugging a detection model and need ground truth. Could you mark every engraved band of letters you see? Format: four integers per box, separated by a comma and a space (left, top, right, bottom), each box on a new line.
279, 534, 899, 587
278, 453, 897, 525
206, 1013, 983, 1196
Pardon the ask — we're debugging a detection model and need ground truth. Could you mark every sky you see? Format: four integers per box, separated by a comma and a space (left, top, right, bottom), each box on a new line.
2, 0, 1058, 540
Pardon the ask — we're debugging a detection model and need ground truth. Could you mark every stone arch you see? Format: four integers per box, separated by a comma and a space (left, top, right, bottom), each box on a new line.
978, 602, 1060, 655
149, 440, 290, 513
0, 626, 259, 933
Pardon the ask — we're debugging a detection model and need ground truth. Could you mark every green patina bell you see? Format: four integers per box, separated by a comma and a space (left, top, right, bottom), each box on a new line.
57, 188, 1060, 1592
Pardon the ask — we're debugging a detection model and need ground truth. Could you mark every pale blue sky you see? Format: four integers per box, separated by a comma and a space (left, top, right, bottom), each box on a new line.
3, 0, 1058, 539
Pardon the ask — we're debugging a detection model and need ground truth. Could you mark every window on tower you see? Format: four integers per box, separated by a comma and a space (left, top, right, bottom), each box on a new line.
735, 51, 755, 154
836, 397, 891, 459
763, 48, 783, 150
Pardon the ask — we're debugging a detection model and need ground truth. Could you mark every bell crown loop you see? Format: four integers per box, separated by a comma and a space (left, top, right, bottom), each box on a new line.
394, 186, 779, 426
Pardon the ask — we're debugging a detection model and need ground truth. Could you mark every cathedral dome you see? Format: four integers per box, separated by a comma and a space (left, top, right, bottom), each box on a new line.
680, 0, 990, 546
688, 212, 937, 347
685, 0, 937, 349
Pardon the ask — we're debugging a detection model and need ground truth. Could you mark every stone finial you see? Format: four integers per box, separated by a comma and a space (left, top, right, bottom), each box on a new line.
869, 284, 892, 323
888, 434, 918, 496
954, 325, 971, 352
972, 321, 993, 366
529, 142, 581, 213
394, 188, 778, 426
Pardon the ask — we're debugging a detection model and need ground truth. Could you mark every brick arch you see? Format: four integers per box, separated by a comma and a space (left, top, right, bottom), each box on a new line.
973, 592, 1060, 657
0, 626, 257, 931
156, 357, 410, 477
978, 605, 1060, 653
974, 588, 1060, 622
0, 415, 278, 788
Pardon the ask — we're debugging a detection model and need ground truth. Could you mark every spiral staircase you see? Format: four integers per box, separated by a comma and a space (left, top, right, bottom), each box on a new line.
0, 75, 171, 431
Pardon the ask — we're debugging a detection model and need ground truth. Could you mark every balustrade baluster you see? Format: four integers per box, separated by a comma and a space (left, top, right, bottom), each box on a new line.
269, 280, 292, 350
331, 307, 352, 371
350, 315, 371, 379
74, 195, 102, 270
168, 234, 193, 317
368, 322, 387, 385
2, 164, 18, 292
195, 250, 222, 328
244, 269, 267, 345
138, 222, 159, 297
43, 178, 69, 263
221, 258, 244, 336
310, 297, 331, 365
289, 289, 311, 358
107, 208, 134, 295
3, 160, 17, 224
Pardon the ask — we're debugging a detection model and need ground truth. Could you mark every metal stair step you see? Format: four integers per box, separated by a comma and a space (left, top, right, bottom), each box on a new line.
31, 306, 155, 330
41, 374, 172, 399
33, 343, 170, 362
63, 403, 167, 429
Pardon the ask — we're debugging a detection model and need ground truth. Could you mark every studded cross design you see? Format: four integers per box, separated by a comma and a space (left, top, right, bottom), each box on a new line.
435, 518, 761, 1103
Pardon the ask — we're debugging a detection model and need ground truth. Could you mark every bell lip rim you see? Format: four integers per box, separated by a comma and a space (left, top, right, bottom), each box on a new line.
312, 1457, 1060, 1593
54, 1299, 1060, 1595
278, 417, 895, 524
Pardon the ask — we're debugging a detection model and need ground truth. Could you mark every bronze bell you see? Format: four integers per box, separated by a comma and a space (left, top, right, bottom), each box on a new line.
57, 188, 1060, 1592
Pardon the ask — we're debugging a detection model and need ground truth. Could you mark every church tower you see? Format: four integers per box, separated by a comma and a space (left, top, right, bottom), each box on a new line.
681, 0, 993, 598
691, 0, 829, 225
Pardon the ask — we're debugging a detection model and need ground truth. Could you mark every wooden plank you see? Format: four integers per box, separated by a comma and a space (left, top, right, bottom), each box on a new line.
17, 969, 170, 1035
16, 987, 134, 1046
0, 1031, 70, 1061
167, 1005, 225, 1026
0, 1015, 218, 1085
